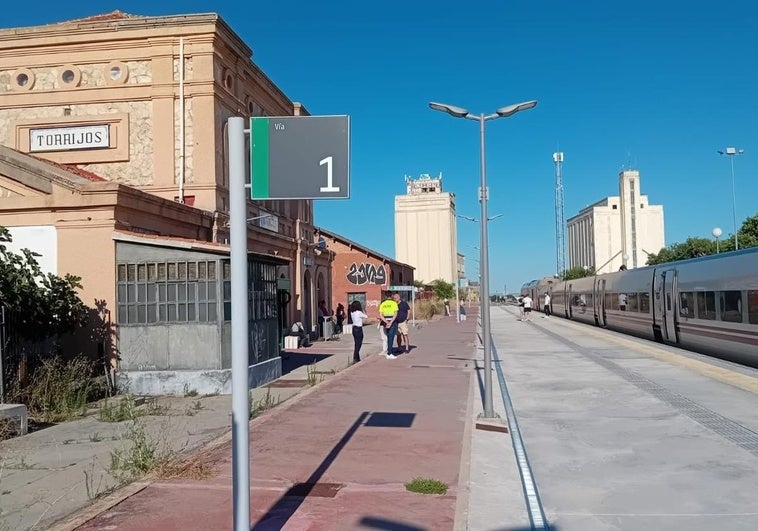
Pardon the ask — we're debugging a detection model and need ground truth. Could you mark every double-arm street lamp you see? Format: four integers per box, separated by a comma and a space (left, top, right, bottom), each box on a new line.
430, 100, 537, 419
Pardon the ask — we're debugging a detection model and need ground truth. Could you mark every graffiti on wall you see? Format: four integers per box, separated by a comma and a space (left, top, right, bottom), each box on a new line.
346, 262, 387, 286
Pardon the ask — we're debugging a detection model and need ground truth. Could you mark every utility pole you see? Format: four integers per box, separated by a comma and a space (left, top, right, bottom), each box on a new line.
553, 152, 566, 277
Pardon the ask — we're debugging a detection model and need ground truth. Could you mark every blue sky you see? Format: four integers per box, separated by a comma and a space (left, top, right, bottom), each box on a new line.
8, 1, 758, 294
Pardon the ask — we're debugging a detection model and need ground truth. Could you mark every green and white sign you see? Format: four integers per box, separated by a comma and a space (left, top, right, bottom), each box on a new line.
250, 116, 350, 200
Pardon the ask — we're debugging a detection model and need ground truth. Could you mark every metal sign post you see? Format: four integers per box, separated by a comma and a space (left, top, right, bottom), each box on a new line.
228, 115, 351, 531
228, 117, 250, 531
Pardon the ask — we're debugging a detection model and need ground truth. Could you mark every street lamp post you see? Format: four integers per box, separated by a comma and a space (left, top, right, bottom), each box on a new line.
712, 227, 722, 253
431, 100, 537, 419
718, 147, 744, 250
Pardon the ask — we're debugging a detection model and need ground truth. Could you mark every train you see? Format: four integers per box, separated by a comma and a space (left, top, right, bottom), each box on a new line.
520, 247, 758, 367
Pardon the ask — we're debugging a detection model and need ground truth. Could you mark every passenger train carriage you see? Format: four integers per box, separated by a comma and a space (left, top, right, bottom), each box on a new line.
521, 247, 758, 367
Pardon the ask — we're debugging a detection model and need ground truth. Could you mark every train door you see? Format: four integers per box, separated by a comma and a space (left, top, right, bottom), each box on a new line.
661, 269, 679, 343
597, 278, 606, 327
567, 284, 573, 319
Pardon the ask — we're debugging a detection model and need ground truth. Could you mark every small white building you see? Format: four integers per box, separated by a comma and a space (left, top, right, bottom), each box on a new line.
567, 170, 665, 273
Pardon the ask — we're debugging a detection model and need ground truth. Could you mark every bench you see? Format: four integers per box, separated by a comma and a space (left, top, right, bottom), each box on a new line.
0, 403, 28, 436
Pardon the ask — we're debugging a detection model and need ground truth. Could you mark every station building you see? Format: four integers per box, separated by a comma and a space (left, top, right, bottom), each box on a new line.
0, 11, 336, 394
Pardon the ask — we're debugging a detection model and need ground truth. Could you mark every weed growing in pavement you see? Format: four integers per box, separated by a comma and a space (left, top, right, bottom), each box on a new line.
89, 432, 103, 442
83, 457, 110, 501
184, 399, 203, 416
182, 383, 199, 397
306, 363, 318, 386
143, 398, 169, 416
404, 477, 448, 495
109, 418, 170, 481
249, 388, 279, 419
98, 395, 140, 422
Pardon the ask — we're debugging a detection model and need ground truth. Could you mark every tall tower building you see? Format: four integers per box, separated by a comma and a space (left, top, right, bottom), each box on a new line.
394, 173, 457, 285
567, 170, 665, 273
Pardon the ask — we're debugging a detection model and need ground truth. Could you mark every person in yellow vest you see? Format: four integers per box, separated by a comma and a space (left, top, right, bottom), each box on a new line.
378, 293, 399, 359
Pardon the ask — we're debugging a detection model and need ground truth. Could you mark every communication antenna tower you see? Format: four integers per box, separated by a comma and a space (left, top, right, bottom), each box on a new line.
553, 152, 566, 276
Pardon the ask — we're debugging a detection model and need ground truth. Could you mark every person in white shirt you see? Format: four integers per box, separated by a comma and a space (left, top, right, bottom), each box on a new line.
543, 292, 551, 317
349, 300, 368, 362
522, 295, 533, 321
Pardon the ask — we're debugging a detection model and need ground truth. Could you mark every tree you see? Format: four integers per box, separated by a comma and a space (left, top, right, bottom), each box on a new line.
646, 237, 716, 265
0, 227, 88, 341
412, 279, 425, 289
430, 278, 455, 300
561, 266, 595, 280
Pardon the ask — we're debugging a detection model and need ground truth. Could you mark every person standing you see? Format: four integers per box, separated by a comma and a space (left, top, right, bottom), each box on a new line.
335, 303, 345, 334
517, 295, 525, 320
349, 300, 368, 363
459, 303, 467, 321
522, 294, 533, 321
543, 292, 551, 318
378, 293, 399, 359
393, 293, 411, 354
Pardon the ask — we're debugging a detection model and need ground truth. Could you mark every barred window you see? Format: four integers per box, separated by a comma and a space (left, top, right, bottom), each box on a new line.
117, 260, 220, 325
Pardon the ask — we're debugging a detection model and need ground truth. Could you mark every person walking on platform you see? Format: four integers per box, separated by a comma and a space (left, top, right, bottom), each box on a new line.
459, 302, 467, 321
522, 294, 533, 321
517, 295, 525, 319
543, 292, 551, 318
393, 293, 411, 354
349, 300, 368, 362
379, 293, 399, 359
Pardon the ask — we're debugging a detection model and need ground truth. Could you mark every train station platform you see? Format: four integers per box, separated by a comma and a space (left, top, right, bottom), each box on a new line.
4, 302, 758, 530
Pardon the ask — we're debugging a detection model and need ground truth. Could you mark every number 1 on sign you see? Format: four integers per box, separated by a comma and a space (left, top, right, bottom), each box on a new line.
319, 156, 340, 192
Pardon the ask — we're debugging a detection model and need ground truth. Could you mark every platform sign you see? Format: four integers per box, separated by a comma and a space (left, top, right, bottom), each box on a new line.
389, 285, 418, 292
250, 116, 350, 200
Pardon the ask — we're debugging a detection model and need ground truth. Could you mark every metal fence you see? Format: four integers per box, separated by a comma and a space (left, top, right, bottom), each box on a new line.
0, 305, 49, 403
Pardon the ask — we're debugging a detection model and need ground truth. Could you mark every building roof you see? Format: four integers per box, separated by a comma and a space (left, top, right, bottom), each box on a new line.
113, 230, 289, 264
315, 227, 414, 270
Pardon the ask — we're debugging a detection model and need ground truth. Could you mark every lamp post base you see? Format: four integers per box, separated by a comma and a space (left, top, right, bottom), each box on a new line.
475, 416, 507, 433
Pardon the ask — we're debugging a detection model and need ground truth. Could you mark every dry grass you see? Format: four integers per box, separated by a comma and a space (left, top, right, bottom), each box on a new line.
413, 299, 445, 320
0, 418, 14, 441
153, 456, 214, 480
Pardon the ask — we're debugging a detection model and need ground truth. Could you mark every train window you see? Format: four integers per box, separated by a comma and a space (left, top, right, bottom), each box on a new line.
719, 291, 743, 323
606, 292, 618, 310
696, 291, 716, 320
748, 291, 758, 325
679, 292, 693, 318
627, 293, 639, 312
639, 292, 650, 313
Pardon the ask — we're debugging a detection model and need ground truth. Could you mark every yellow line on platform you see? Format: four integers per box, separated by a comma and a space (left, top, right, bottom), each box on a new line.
545, 316, 758, 395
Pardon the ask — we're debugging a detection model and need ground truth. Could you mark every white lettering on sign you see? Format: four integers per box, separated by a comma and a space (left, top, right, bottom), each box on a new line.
29, 124, 110, 152
274, 122, 285, 131
319, 156, 340, 192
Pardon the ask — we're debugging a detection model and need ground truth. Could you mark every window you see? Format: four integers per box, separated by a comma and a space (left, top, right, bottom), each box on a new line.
627, 293, 639, 312
720, 291, 743, 323
639, 292, 650, 313
59, 64, 81, 87
748, 291, 758, 325
696, 291, 716, 320
679, 292, 694, 318
105, 61, 129, 85
117, 259, 219, 325
13, 68, 34, 91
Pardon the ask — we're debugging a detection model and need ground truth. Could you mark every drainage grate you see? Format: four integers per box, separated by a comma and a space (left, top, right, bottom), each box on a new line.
284, 482, 343, 498
540, 327, 758, 457
267, 379, 308, 388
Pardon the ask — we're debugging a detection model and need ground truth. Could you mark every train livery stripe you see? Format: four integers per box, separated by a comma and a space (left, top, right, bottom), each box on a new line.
678, 322, 758, 346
